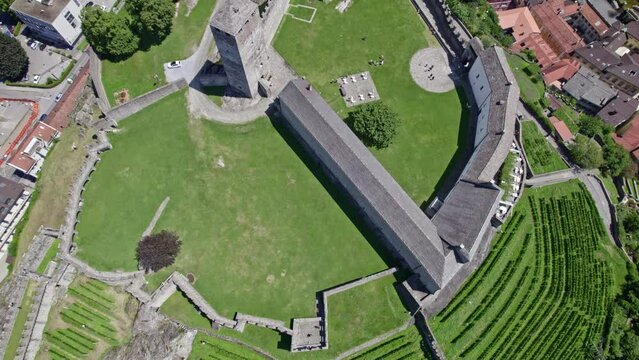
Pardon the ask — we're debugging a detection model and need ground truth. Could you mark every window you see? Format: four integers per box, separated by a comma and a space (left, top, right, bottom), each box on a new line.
73, 0, 80, 6
64, 11, 77, 28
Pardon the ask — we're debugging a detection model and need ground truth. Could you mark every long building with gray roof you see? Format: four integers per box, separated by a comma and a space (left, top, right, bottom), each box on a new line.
277, 45, 519, 297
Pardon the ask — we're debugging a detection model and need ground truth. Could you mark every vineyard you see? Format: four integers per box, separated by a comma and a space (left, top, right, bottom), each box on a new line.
521, 121, 567, 175
189, 333, 266, 359
37, 277, 137, 359
431, 181, 627, 359
346, 326, 431, 360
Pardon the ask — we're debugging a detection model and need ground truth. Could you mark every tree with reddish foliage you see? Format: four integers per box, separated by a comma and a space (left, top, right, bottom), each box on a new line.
137, 230, 181, 272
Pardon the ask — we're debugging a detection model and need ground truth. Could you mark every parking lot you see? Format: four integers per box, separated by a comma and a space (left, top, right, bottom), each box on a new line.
16, 37, 72, 85
0, 101, 33, 148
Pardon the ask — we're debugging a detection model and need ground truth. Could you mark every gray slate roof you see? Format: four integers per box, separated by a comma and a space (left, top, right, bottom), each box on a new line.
278, 79, 446, 287
563, 67, 617, 107
211, 0, 257, 35
10, 0, 71, 23
432, 181, 501, 250
587, 0, 619, 26
597, 93, 639, 126
462, 47, 519, 184
575, 43, 622, 71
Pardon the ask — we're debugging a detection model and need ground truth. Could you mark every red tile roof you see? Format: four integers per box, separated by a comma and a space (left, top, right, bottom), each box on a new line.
6, 121, 59, 174
511, 33, 560, 70
30, 122, 58, 143
498, 7, 541, 42
531, 0, 585, 55
579, 3, 609, 37
552, 120, 575, 142
542, 59, 580, 86
613, 115, 639, 152
8, 153, 35, 174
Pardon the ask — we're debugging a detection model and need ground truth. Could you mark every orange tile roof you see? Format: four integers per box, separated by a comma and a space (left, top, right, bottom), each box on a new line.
8, 153, 35, 173
30, 122, 58, 143
512, 33, 560, 70
498, 7, 541, 42
549, 115, 561, 124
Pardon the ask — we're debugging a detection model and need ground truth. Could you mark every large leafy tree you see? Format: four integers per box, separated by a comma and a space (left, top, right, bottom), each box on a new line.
81, 7, 138, 59
0, 0, 12, 13
127, 0, 174, 42
137, 230, 182, 272
568, 135, 603, 169
601, 140, 631, 177
350, 101, 400, 149
0, 34, 28, 81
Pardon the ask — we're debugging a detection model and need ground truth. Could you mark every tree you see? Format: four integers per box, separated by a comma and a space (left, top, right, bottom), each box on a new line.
601, 140, 631, 177
350, 101, 400, 149
624, 212, 639, 233
0, 34, 28, 81
0, 0, 12, 13
137, 230, 182, 272
127, 0, 174, 43
568, 135, 603, 169
81, 7, 138, 59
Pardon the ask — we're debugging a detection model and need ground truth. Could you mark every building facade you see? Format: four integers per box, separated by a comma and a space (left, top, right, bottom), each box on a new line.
11, 0, 83, 47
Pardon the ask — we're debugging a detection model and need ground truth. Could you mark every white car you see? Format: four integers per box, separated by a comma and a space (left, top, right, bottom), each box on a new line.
29, 40, 38, 50
54, 93, 63, 102
33, 75, 40, 84
167, 61, 182, 69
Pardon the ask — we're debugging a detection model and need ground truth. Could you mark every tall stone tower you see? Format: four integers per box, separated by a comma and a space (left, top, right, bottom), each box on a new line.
211, 0, 266, 98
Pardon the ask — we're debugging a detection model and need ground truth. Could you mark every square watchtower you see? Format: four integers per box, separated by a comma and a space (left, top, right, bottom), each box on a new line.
211, 0, 266, 98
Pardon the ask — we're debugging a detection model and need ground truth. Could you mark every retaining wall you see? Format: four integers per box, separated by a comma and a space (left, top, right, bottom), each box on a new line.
105, 79, 188, 123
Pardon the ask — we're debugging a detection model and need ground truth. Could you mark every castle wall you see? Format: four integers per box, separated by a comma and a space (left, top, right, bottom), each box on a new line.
262, 0, 290, 45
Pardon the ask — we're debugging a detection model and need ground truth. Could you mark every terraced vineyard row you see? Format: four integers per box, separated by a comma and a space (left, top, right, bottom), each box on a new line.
431, 181, 624, 360
346, 326, 431, 360
38, 278, 133, 359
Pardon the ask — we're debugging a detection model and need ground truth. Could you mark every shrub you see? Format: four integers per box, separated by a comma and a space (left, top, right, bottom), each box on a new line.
568, 135, 603, 169
350, 101, 400, 149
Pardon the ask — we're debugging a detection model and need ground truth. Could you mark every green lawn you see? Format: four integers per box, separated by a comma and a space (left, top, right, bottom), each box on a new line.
521, 121, 567, 175
101, 0, 216, 105
345, 326, 431, 360
4, 280, 36, 360
602, 176, 621, 205
275, 0, 468, 205
552, 103, 580, 134
35, 239, 60, 274
507, 54, 544, 104
74, 91, 388, 324
189, 333, 265, 359
431, 180, 628, 359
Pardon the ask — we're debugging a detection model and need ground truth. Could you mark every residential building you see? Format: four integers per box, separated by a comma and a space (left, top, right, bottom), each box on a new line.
530, 0, 585, 57
498, 7, 540, 42
541, 59, 580, 88
0, 176, 30, 258
11, 0, 83, 47
563, 66, 617, 112
613, 115, 639, 160
488, 0, 515, 10
597, 93, 639, 127
549, 116, 575, 142
8, 122, 59, 177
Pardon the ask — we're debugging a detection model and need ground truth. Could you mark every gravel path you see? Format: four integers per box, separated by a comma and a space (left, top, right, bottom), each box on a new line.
409, 48, 456, 93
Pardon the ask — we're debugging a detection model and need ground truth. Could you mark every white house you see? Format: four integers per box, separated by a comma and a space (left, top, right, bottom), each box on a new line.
11, 0, 83, 47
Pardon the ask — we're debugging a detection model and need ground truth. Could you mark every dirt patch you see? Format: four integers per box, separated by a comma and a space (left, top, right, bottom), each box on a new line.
114, 89, 130, 105
186, 273, 196, 284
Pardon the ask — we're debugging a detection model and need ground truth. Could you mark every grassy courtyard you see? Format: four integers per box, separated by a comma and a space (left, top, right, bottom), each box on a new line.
431, 180, 628, 359
506, 54, 544, 104
101, 0, 216, 105
521, 121, 567, 175
275, 0, 468, 205
74, 91, 390, 325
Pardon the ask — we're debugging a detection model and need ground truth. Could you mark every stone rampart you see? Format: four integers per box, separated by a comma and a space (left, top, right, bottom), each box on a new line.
105, 79, 188, 123
262, 0, 290, 45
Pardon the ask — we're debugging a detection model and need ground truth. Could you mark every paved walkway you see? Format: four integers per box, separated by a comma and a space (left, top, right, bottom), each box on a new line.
410, 48, 456, 93
525, 168, 578, 187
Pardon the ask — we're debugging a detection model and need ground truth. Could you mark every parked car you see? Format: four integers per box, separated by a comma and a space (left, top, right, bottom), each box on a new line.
39, 114, 47, 122
167, 61, 182, 69
22, 74, 29, 82
38, 42, 46, 51
32, 74, 40, 84
29, 40, 39, 50
54, 93, 62, 102
26, 39, 34, 48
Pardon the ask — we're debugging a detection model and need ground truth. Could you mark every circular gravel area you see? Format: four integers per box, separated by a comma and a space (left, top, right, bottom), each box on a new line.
410, 47, 455, 93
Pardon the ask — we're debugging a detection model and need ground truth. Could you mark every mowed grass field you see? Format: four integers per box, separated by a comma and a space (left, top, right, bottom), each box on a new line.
521, 121, 567, 175
431, 180, 628, 359
275, 0, 468, 204
37, 277, 136, 359
74, 91, 389, 323
101, 0, 216, 105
